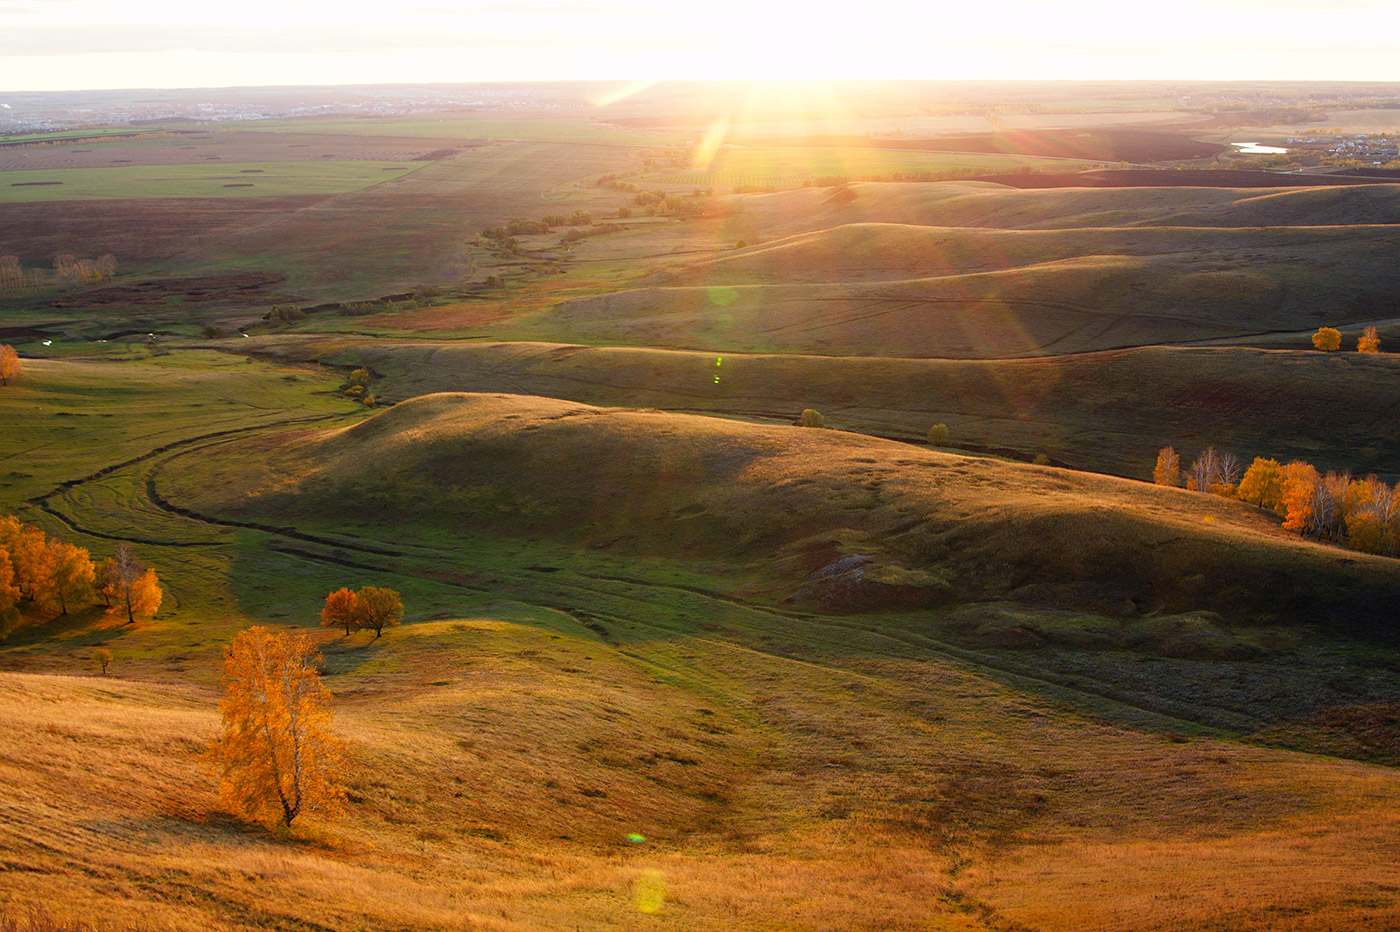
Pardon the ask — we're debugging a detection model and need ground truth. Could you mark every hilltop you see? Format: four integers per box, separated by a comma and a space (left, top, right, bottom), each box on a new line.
161, 392, 1400, 626
244, 337, 1400, 482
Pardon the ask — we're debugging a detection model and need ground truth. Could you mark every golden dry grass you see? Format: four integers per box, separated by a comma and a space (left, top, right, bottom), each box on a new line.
5, 613, 1400, 932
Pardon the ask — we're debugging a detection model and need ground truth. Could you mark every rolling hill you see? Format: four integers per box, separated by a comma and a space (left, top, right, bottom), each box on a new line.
244, 337, 1400, 482
162, 392, 1400, 627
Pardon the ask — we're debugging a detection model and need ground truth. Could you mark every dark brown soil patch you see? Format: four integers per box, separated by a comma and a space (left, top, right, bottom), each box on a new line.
45, 271, 287, 308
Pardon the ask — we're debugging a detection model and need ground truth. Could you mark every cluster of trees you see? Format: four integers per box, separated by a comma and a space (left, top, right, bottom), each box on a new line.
597, 174, 641, 193
0, 256, 45, 294
0, 516, 162, 637
0, 254, 117, 294
481, 210, 593, 241
1, 344, 19, 386
320, 585, 403, 639
53, 254, 117, 284
1154, 447, 1400, 555
340, 367, 377, 406
631, 190, 703, 216
336, 301, 379, 318
561, 223, 619, 244
1312, 325, 1383, 353
266, 304, 304, 326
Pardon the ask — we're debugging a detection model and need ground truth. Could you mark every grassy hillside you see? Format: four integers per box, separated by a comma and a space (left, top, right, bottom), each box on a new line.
697, 181, 1400, 234
160, 392, 1400, 627
9, 640, 1400, 932
244, 337, 1400, 481
6, 355, 1400, 932
538, 208, 1400, 357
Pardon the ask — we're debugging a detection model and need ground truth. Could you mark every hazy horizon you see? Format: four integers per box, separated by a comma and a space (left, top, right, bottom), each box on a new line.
3, 0, 1399, 93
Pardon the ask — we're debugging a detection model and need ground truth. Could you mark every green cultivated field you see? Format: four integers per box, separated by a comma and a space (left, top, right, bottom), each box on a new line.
0, 127, 155, 144
0, 160, 427, 202
243, 116, 678, 145
644, 147, 1097, 187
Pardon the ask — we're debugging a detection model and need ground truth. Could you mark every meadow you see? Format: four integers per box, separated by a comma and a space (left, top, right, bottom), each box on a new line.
242, 115, 680, 146
0, 161, 428, 203
4, 90, 1400, 932
639, 147, 1098, 188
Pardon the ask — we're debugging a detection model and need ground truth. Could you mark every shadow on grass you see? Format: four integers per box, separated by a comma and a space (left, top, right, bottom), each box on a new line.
1, 606, 126, 651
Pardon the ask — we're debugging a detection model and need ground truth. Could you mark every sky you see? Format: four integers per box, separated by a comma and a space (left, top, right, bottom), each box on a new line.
1, 0, 1398, 92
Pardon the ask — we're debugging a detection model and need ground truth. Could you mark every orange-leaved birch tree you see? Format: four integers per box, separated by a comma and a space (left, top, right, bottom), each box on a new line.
208, 627, 346, 828
1237, 457, 1283, 510
1357, 326, 1382, 353
0, 517, 52, 603
104, 543, 162, 624
0, 548, 19, 635
1153, 446, 1181, 487
1278, 461, 1321, 532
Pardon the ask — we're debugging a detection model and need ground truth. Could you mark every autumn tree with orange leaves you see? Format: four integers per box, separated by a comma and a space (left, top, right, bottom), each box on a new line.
353, 586, 403, 639
1237, 457, 1283, 510
1277, 460, 1321, 532
0, 344, 19, 386
44, 539, 94, 615
1153, 446, 1181, 487
208, 627, 346, 828
0, 515, 50, 602
0, 549, 18, 638
1312, 327, 1341, 351
1357, 326, 1382, 353
102, 542, 162, 624
320, 587, 360, 636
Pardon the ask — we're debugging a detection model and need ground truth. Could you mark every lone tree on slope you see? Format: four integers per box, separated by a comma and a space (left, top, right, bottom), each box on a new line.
208, 627, 346, 828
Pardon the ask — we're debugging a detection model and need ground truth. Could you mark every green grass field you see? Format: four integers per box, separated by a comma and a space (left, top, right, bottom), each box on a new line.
0, 161, 428, 202
642, 147, 1098, 187
0, 127, 155, 144
241, 116, 678, 145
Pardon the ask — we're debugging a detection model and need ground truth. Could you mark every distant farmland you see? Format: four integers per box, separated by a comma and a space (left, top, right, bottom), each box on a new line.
643, 147, 1098, 188
0, 160, 428, 202
241, 116, 679, 145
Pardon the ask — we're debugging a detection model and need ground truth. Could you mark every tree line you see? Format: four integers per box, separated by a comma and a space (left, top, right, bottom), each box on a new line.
1154, 447, 1400, 556
480, 210, 594, 241
0, 254, 116, 296
0, 514, 162, 637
